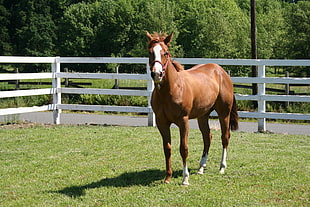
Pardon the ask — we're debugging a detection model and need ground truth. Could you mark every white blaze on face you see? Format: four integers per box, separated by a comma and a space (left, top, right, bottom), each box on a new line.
153, 44, 163, 74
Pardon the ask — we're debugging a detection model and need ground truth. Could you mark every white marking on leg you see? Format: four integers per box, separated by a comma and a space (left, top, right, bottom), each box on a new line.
182, 164, 190, 185
220, 148, 227, 174
197, 154, 208, 175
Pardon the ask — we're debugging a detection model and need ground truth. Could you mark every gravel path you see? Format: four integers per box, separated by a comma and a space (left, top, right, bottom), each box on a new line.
0, 112, 309, 135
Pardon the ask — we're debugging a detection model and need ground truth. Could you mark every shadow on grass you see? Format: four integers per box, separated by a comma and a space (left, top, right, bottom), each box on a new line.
54, 169, 183, 198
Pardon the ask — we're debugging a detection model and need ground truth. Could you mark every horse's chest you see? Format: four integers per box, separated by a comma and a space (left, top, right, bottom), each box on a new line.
152, 92, 190, 118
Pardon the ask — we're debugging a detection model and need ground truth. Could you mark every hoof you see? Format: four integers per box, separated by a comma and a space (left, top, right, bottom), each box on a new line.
219, 168, 225, 174
197, 166, 205, 175
164, 179, 170, 184
182, 177, 189, 185
182, 181, 189, 185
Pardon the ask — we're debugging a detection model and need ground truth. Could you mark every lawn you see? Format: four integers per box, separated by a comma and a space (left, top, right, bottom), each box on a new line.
0, 124, 309, 206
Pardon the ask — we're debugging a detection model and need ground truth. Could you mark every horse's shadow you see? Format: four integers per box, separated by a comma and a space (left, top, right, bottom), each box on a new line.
54, 169, 183, 198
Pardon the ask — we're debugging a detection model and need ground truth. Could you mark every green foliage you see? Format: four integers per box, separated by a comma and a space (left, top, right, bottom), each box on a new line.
78, 94, 147, 107
59, 1, 119, 57
256, 0, 287, 59
0, 0, 309, 75
0, 95, 51, 109
9, 0, 56, 57
0, 125, 309, 206
284, 1, 310, 59
178, 0, 250, 59
0, 0, 11, 55
134, 0, 181, 56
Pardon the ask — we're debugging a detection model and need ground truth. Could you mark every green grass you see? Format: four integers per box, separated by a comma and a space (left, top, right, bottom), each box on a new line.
0, 124, 309, 206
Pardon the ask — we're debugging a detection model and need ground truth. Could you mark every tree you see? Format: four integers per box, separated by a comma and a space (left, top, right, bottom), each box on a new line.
0, 0, 11, 55
1, 0, 308, 75
125, 0, 181, 57
93, 0, 134, 57
283, 1, 310, 76
58, 2, 98, 56
285, 1, 310, 59
58, 0, 137, 72
9, 0, 56, 57
178, 0, 250, 59
255, 0, 287, 59
59, 0, 134, 57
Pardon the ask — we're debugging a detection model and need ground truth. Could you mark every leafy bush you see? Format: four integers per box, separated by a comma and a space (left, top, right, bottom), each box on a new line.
79, 94, 148, 107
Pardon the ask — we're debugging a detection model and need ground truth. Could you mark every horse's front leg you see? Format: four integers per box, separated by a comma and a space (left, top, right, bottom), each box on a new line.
178, 117, 190, 185
157, 123, 172, 183
197, 115, 212, 175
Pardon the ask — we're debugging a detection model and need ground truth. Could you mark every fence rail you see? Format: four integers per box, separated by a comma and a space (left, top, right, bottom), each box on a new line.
0, 56, 309, 131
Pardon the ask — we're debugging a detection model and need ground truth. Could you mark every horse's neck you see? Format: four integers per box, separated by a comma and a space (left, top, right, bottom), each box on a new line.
160, 62, 182, 93
168, 61, 179, 81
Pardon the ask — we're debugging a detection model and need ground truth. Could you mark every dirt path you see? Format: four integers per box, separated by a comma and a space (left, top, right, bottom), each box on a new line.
1, 112, 309, 135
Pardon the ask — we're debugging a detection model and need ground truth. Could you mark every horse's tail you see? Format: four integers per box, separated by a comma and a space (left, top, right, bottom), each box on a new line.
230, 95, 239, 131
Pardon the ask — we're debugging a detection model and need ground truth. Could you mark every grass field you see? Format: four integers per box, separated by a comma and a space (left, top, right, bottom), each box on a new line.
0, 124, 309, 206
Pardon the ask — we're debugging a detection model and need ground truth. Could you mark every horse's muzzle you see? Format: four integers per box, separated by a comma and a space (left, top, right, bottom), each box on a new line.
151, 71, 163, 82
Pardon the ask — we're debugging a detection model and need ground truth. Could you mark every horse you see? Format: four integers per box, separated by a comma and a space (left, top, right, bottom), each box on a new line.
146, 31, 239, 185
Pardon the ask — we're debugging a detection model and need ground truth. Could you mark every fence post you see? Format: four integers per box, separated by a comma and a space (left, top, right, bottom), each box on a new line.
285, 71, 290, 108
257, 65, 266, 132
114, 66, 119, 89
146, 64, 155, 126
64, 68, 69, 87
52, 56, 61, 124
15, 68, 20, 89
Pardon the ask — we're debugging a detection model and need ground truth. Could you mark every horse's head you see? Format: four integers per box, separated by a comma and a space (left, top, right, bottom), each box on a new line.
146, 31, 173, 83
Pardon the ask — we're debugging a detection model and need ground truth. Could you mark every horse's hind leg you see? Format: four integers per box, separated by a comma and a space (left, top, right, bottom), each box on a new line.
197, 115, 212, 174
218, 113, 231, 174
177, 116, 190, 185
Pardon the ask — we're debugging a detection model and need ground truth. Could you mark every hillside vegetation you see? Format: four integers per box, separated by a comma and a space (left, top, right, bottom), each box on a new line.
0, 0, 309, 76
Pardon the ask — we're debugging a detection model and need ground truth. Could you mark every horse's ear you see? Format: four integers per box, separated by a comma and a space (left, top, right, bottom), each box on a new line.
164, 32, 174, 45
146, 31, 152, 40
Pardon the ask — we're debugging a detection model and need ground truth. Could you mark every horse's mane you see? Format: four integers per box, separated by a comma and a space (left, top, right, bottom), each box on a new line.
172, 60, 184, 72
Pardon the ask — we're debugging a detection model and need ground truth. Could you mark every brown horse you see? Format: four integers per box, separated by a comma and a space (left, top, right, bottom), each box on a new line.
147, 31, 238, 185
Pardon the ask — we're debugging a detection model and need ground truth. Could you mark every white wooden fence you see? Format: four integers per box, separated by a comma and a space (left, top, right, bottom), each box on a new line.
0, 56, 309, 131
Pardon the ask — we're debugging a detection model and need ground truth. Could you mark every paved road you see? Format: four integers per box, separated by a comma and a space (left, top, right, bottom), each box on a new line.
1, 112, 309, 135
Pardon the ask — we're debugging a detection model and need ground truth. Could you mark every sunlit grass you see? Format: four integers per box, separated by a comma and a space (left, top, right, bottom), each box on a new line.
0, 125, 309, 206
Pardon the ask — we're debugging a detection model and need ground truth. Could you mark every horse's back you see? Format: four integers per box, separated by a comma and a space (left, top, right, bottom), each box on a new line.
187, 63, 227, 76
183, 63, 234, 114
183, 63, 231, 88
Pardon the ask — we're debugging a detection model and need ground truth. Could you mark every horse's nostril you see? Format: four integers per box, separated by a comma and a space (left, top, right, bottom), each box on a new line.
151, 72, 156, 79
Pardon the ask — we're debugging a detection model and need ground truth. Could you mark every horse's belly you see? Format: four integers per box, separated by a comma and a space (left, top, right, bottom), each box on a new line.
189, 107, 213, 119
